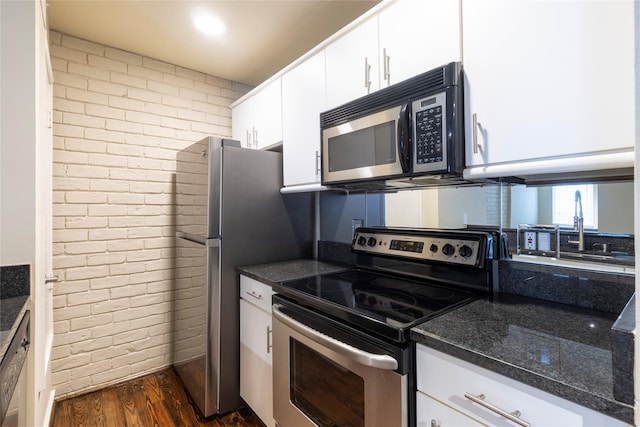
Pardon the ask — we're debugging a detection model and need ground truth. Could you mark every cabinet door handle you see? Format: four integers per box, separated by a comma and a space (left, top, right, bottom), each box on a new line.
430, 420, 440, 427
246, 130, 252, 148
364, 57, 371, 91
266, 325, 272, 353
472, 113, 480, 154
383, 48, 391, 83
252, 127, 258, 149
464, 392, 530, 427
245, 290, 263, 300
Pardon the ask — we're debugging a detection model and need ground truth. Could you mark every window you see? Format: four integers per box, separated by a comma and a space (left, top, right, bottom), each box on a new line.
551, 184, 597, 229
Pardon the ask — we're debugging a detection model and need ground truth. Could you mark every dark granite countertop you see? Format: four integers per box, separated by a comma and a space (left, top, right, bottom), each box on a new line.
411, 293, 634, 425
237, 259, 350, 287
1, 265, 31, 363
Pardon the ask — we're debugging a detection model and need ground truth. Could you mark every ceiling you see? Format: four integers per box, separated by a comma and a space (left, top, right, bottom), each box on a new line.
47, 0, 381, 88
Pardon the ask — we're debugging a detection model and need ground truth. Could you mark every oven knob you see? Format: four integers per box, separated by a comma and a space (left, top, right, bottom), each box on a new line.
357, 236, 367, 246
442, 243, 455, 256
429, 244, 438, 253
367, 237, 377, 247
459, 245, 473, 258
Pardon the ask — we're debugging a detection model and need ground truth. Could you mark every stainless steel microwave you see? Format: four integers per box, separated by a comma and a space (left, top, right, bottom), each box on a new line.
320, 62, 465, 189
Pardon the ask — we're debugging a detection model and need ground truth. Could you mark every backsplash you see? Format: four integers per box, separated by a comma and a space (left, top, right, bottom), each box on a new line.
498, 259, 634, 314
317, 241, 357, 266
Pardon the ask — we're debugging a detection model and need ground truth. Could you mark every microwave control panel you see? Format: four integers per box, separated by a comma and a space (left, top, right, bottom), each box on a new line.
412, 91, 447, 172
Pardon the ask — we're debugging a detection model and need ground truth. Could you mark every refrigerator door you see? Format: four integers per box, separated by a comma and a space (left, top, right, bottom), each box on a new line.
175, 136, 240, 239
173, 233, 209, 414
174, 235, 222, 417
207, 137, 241, 238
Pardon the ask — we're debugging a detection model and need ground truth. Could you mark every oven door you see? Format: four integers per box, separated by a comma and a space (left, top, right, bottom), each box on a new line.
272, 301, 408, 427
321, 104, 409, 185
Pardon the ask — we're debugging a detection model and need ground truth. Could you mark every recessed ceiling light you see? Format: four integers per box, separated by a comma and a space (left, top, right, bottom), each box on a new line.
193, 11, 226, 36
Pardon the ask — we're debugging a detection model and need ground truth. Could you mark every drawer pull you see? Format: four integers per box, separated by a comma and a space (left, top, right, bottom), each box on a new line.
245, 290, 263, 300
464, 392, 530, 427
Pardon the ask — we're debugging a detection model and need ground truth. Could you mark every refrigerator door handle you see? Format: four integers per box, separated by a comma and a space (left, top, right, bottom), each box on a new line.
176, 231, 206, 246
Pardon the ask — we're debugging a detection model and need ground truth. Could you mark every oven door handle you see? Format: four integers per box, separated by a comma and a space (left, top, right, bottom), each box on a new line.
273, 305, 399, 371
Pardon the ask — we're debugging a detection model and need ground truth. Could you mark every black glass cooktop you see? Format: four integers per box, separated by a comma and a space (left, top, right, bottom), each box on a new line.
277, 269, 480, 342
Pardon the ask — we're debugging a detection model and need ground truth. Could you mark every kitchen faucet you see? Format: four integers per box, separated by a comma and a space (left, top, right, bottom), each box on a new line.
567, 190, 585, 251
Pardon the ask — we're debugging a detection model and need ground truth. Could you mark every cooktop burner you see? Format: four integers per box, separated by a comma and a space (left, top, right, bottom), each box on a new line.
278, 269, 478, 340
276, 227, 496, 343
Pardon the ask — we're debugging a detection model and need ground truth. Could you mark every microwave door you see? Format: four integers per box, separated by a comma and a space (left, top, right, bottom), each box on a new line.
321, 105, 405, 185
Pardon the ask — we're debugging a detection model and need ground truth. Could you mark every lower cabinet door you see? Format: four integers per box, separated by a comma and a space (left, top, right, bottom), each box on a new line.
240, 299, 274, 427
416, 391, 486, 427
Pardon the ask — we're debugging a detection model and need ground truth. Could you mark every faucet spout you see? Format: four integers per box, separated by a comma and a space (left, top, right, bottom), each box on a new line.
567, 190, 584, 251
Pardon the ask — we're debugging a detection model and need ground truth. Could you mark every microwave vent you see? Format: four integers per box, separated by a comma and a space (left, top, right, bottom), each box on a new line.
321, 62, 460, 127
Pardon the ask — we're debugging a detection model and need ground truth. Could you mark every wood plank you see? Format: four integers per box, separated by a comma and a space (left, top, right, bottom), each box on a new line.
51, 368, 265, 427
100, 385, 126, 427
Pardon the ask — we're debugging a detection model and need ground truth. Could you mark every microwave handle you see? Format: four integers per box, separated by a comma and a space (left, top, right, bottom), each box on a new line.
397, 103, 411, 173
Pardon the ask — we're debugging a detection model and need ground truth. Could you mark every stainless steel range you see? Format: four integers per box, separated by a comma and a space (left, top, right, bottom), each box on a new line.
272, 227, 499, 427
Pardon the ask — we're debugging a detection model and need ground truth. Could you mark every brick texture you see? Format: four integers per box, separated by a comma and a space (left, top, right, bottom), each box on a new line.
50, 31, 251, 398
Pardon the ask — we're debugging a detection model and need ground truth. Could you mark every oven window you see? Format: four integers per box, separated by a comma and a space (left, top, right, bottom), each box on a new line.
290, 339, 364, 427
328, 121, 396, 172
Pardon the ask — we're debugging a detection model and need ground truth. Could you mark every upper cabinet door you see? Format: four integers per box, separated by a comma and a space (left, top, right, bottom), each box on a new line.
253, 78, 282, 149
325, 16, 379, 109
282, 51, 326, 187
463, 0, 635, 169
378, 0, 461, 87
232, 97, 254, 148
232, 78, 282, 149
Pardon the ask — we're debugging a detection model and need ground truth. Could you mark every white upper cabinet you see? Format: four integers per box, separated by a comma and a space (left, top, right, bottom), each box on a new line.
325, 0, 461, 110
232, 78, 282, 149
462, 0, 635, 177
282, 51, 326, 187
232, 98, 254, 148
378, 0, 461, 87
325, 15, 379, 110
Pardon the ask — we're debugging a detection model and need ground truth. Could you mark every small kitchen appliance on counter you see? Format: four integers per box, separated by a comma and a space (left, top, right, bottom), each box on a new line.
271, 227, 499, 427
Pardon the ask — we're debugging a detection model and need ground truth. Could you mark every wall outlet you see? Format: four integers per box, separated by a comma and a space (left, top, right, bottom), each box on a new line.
524, 232, 537, 250
352, 219, 364, 237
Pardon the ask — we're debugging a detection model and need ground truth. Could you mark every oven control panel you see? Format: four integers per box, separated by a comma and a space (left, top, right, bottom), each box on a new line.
353, 230, 484, 266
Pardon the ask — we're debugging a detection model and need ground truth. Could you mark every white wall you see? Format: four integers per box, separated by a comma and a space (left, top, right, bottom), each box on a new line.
0, 1, 37, 266
49, 31, 251, 398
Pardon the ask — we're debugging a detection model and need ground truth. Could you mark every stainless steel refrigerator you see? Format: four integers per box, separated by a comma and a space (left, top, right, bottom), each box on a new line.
173, 136, 312, 417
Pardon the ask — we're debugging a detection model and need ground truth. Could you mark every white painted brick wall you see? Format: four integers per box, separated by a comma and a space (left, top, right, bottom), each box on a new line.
50, 30, 252, 398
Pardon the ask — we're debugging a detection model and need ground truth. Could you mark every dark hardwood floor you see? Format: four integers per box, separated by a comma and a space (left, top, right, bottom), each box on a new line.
52, 368, 265, 427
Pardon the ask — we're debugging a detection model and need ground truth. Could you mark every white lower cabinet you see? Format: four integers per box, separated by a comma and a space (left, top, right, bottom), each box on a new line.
417, 391, 485, 427
240, 275, 275, 427
416, 344, 630, 427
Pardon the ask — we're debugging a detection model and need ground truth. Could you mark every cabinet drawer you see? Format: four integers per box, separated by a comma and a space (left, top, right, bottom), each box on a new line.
416, 391, 486, 427
416, 344, 629, 427
240, 275, 275, 313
